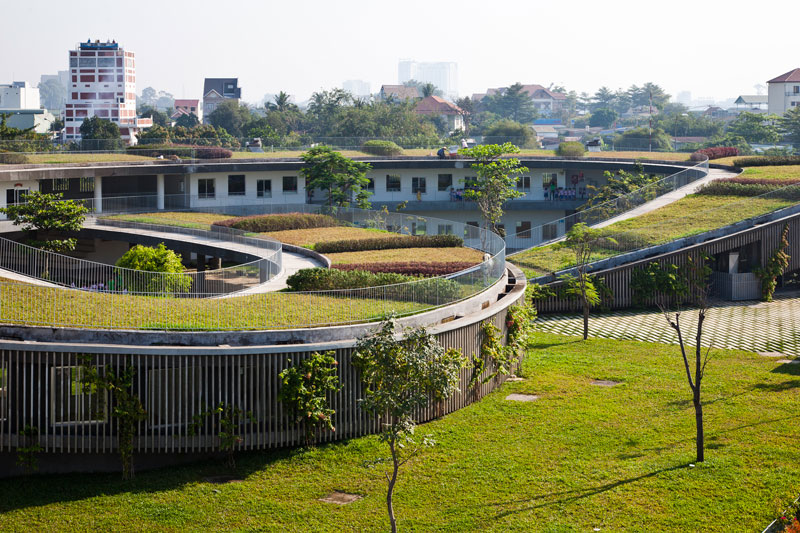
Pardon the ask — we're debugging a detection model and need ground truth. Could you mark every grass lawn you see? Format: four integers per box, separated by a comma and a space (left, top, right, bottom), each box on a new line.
24, 153, 156, 164
263, 226, 400, 248
105, 212, 233, 230
1, 332, 797, 531
740, 164, 800, 181
326, 246, 484, 265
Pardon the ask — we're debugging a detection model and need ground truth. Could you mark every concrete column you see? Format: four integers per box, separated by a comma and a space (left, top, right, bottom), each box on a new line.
209, 257, 222, 270
156, 174, 165, 210
94, 176, 103, 214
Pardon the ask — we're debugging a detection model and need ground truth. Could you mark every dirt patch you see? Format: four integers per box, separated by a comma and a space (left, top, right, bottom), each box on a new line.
758, 352, 787, 358
319, 491, 363, 505
505, 393, 539, 402
592, 380, 621, 387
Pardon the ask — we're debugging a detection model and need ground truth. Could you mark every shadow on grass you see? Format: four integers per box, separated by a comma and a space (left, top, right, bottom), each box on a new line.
0, 447, 300, 514
771, 362, 800, 376
491, 463, 692, 519
528, 338, 584, 350
667, 389, 751, 408
753, 380, 800, 393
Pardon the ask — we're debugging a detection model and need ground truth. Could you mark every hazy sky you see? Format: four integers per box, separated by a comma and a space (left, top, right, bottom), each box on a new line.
2, 0, 797, 104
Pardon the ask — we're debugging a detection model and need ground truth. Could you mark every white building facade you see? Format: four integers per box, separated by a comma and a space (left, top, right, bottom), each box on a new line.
0, 82, 54, 134
767, 68, 800, 116
398, 60, 458, 99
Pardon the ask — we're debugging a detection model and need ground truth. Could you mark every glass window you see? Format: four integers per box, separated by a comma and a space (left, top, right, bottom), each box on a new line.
228, 175, 245, 196
53, 178, 70, 191
437, 224, 453, 235
97, 57, 115, 67
78, 57, 96, 67
282, 176, 298, 193
412, 177, 426, 194
386, 175, 401, 192
517, 176, 531, 191
69, 57, 78, 67
366, 178, 374, 191
516, 221, 532, 239
542, 172, 558, 187
198, 178, 215, 199
257, 179, 272, 198
79, 177, 95, 192
51, 366, 107, 424
411, 221, 426, 235
438, 174, 453, 191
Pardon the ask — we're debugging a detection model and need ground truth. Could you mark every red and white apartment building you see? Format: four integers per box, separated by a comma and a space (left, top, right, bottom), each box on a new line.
64, 39, 151, 144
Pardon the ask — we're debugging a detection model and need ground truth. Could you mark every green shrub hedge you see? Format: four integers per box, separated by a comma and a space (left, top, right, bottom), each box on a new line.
286, 267, 462, 304
556, 141, 585, 157
314, 234, 464, 254
212, 213, 339, 232
732, 156, 800, 167
696, 178, 800, 199
361, 140, 404, 156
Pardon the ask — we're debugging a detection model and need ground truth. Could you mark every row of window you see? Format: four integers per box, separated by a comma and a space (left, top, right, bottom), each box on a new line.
197, 176, 298, 199
374, 173, 559, 194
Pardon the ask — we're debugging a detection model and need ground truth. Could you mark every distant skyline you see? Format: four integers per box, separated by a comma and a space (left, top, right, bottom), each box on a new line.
2, 0, 797, 105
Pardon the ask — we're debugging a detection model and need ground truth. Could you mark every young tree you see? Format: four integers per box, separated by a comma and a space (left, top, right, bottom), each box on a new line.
300, 145, 373, 208
558, 223, 614, 340
458, 142, 528, 238
115, 243, 191, 294
353, 317, 464, 533
0, 191, 87, 253
79, 116, 123, 150
658, 255, 712, 463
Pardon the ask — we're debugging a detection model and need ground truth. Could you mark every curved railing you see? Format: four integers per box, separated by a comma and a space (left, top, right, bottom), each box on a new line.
0, 204, 506, 331
0, 220, 283, 297
505, 158, 710, 254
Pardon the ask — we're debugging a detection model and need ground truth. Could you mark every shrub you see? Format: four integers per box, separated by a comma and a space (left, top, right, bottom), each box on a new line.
0, 152, 28, 164
213, 213, 338, 232
695, 178, 800, 199
556, 141, 585, 157
314, 234, 464, 254
115, 243, 191, 294
689, 147, 738, 161
732, 155, 800, 167
286, 267, 462, 304
361, 140, 404, 156
127, 144, 232, 159
332, 261, 475, 276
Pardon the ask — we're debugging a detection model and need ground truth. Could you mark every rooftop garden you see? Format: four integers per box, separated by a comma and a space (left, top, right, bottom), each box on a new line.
1, 332, 796, 531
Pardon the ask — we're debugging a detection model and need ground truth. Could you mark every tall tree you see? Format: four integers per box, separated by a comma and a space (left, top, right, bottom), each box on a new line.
779, 106, 800, 145
207, 100, 253, 137
455, 97, 474, 135
593, 86, 616, 109
589, 108, 618, 129
727, 112, 781, 144
459, 143, 528, 238
138, 105, 169, 127
79, 116, 123, 150
485, 83, 537, 124
0, 191, 87, 253
300, 145, 372, 208
174, 113, 200, 128
420, 83, 437, 98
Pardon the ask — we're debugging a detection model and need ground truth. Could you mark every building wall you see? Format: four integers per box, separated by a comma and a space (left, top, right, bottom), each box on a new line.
768, 82, 800, 116
0, 83, 40, 109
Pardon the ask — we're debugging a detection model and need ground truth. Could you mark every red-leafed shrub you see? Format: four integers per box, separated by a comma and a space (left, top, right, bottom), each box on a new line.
314, 234, 463, 254
690, 147, 738, 161
213, 213, 338, 232
333, 261, 476, 277
733, 156, 800, 167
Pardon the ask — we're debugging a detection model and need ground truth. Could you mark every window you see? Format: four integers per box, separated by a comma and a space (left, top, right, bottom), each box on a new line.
366, 178, 375, 191
78, 57, 96, 67
52, 178, 70, 191
542, 172, 558, 187
543, 223, 558, 240
282, 176, 298, 194
517, 176, 531, 191
228, 175, 245, 196
69, 57, 78, 68
79, 177, 94, 193
437, 224, 454, 235
795, 86, 800, 94
257, 179, 272, 198
466, 221, 480, 227
97, 57, 115, 67
386, 175, 401, 192
411, 221, 426, 235
438, 174, 453, 191
198, 178, 215, 199
412, 177, 427, 194
516, 221, 532, 239
51, 366, 107, 424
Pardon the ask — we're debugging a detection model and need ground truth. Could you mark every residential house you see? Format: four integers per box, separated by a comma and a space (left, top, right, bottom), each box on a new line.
767, 68, 800, 116
379, 85, 420, 101
733, 95, 768, 111
203, 78, 241, 123
171, 98, 202, 123
414, 95, 463, 132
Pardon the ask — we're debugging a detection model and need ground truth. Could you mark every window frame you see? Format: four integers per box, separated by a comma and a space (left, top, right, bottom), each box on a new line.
198, 178, 216, 199
256, 178, 272, 198
282, 176, 298, 194
50, 366, 108, 425
227, 174, 246, 196
386, 174, 401, 192
437, 174, 453, 191
412, 177, 427, 194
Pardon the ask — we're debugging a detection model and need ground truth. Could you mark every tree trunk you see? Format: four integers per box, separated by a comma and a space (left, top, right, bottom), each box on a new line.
693, 390, 704, 462
582, 300, 590, 340
387, 439, 399, 533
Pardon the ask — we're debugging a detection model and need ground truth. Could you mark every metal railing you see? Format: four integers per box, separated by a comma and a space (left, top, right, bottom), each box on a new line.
0, 204, 505, 331
0, 220, 283, 297
505, 158, 710, 254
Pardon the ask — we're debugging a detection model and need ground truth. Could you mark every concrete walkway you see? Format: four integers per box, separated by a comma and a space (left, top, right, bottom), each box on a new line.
593, 167, 738, 229
534, 290, 800, 357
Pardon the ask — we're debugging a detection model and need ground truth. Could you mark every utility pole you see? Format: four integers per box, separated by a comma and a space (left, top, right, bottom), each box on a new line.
648, 90, 653, 152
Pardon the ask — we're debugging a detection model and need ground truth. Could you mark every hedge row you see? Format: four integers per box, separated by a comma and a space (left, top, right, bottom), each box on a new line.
689, 147, 738, 161
127, 144, 232, 159
361, 140, 403, 156
332, 261, 476, 276
286, 267, 462, 304
556, 141, 585, 157
213, 213, 339, 232
732, 156, 800, 167
314, 234, 464, 254
696, 179, 800, 199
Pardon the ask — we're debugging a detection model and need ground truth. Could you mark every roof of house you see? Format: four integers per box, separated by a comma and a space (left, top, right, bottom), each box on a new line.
532, 125, 557, 134
476, 85, 567, 101
414, 95, 461, 115
734, 95, 768, 105
380, 85, 420, 100
203, 78, 241, 99
768, 68, 800, 83
174, 99, 199, 107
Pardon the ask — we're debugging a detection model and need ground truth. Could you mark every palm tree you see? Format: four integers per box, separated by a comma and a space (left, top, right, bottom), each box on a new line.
421, 83, 437, 98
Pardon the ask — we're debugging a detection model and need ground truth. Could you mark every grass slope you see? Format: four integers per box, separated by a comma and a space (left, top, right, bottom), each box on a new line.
326, 247, 484, 265
1, 333, 797, 531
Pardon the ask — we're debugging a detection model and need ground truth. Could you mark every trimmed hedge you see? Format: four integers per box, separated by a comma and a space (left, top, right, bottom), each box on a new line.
732, 156, 800, 167
213, 213, 339, 232
286, 267, 462, 304
314, 234, 464, 254
690, 147, 738, 161
333, 261, 476, 276
128, 144, 232, 159
556, 141, 585, 157
696, 178, 800, 199
0, 152, 28, 164
361, 140, 403, 156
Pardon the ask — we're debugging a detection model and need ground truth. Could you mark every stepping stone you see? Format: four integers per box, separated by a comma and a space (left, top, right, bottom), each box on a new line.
319, 491, 362, 505
758, 352, 787, 358
592, 380, 621, 387
777, 359, 800, 364
506, 393, 539, 402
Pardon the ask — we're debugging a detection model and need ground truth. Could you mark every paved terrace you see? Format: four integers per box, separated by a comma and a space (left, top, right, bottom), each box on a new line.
534, 290, 800, 357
